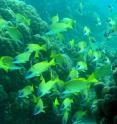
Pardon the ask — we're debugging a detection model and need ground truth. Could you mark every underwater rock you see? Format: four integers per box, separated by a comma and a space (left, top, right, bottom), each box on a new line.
92, 99, 104, 124
100, 117, 111, 124
0, 0, 48, 57
33, 34, 48, 44
0, 36, 21, 56
113, 115, 117, 124
109, 86, 117, 96
30, 16, 48, 35
17, 23, 31, 42
102, 94, 117, 117
94, 83, 104, 99
0, 0, 7, 8
6, 0, 48, 35
0, 84, 8, 102
94, 88, 117, 124
0, 8, 15, 20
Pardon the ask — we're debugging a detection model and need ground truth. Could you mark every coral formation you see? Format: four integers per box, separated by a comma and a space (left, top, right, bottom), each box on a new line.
0, 0, 117, 124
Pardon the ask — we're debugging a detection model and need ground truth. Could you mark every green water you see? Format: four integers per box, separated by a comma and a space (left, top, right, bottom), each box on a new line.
0, 0, 117, 124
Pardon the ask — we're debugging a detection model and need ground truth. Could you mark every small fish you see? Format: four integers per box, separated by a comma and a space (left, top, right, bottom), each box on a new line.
50, 22, 73, 34
38, 78, 57, 97
26, 59, 55, 79
62, 18, 76, 27
107, 18, 116, 27
76, 61, 88, 72
13, 52, 32, 64
91, 51, 102, 62
61, 98, 73, 110
51, 14, 59, 24
78, 1, 84, 15
83, 26, 91, 36
87, 73, 98, 84
63, 78, 88, 95
33, 97, 45, 115
18, 85, 34, 98
15, 13, 31, 26
96, 17, 102, 26
93, 13, 102, 26
0, 56, 21, 72
68, 39, 75, 49
67, 68, 79, 80
26, 44, 47, 58
46, 15, 74, 35
77, 41, 87, 53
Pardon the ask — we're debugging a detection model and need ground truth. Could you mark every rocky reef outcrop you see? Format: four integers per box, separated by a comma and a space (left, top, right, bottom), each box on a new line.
0, 0, 48, 123
92, 72, 117, 124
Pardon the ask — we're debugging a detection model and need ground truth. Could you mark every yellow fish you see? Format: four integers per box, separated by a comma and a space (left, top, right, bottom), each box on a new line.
13, 52, 32, 64
76, 61, 88, 72
47, 15, 74, 35
18, 85, 34, 98
33, 97, 45, 115
83, 26, 91, 36
63, 78, 88, 95
26, 59, 55, 79
26, 44, 46, 58
38, 77, 57, 97
0, 56, 20, 72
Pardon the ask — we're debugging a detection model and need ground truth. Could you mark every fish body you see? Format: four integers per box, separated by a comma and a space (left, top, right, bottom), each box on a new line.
26, 59, 55, 79
16, 13, 30, 26
83, 26, 91, 36
63, 78, 88, 95
46, 15, 74, 35
68, 68, 79, 80
18, 85, 34, 98
33, 97, 45, 115
62, 98, 73, 110
77, 41, 87, 53
38, 78, 57, 97
13, 52, 31, 64
0, 56, 20, 72
26, 44, 46, 58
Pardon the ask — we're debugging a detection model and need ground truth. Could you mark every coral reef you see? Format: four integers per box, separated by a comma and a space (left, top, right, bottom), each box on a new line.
0, 0, 48, 56
0, 0, 117, 124
93, 77, 117, 124
0, 0, 48, 123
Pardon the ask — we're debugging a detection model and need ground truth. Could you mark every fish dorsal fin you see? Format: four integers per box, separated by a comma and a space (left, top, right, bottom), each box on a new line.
40, 75, 46, 84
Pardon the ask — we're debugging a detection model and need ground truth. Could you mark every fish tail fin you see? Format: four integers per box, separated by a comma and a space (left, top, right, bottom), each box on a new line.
49, 59, 56, 66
